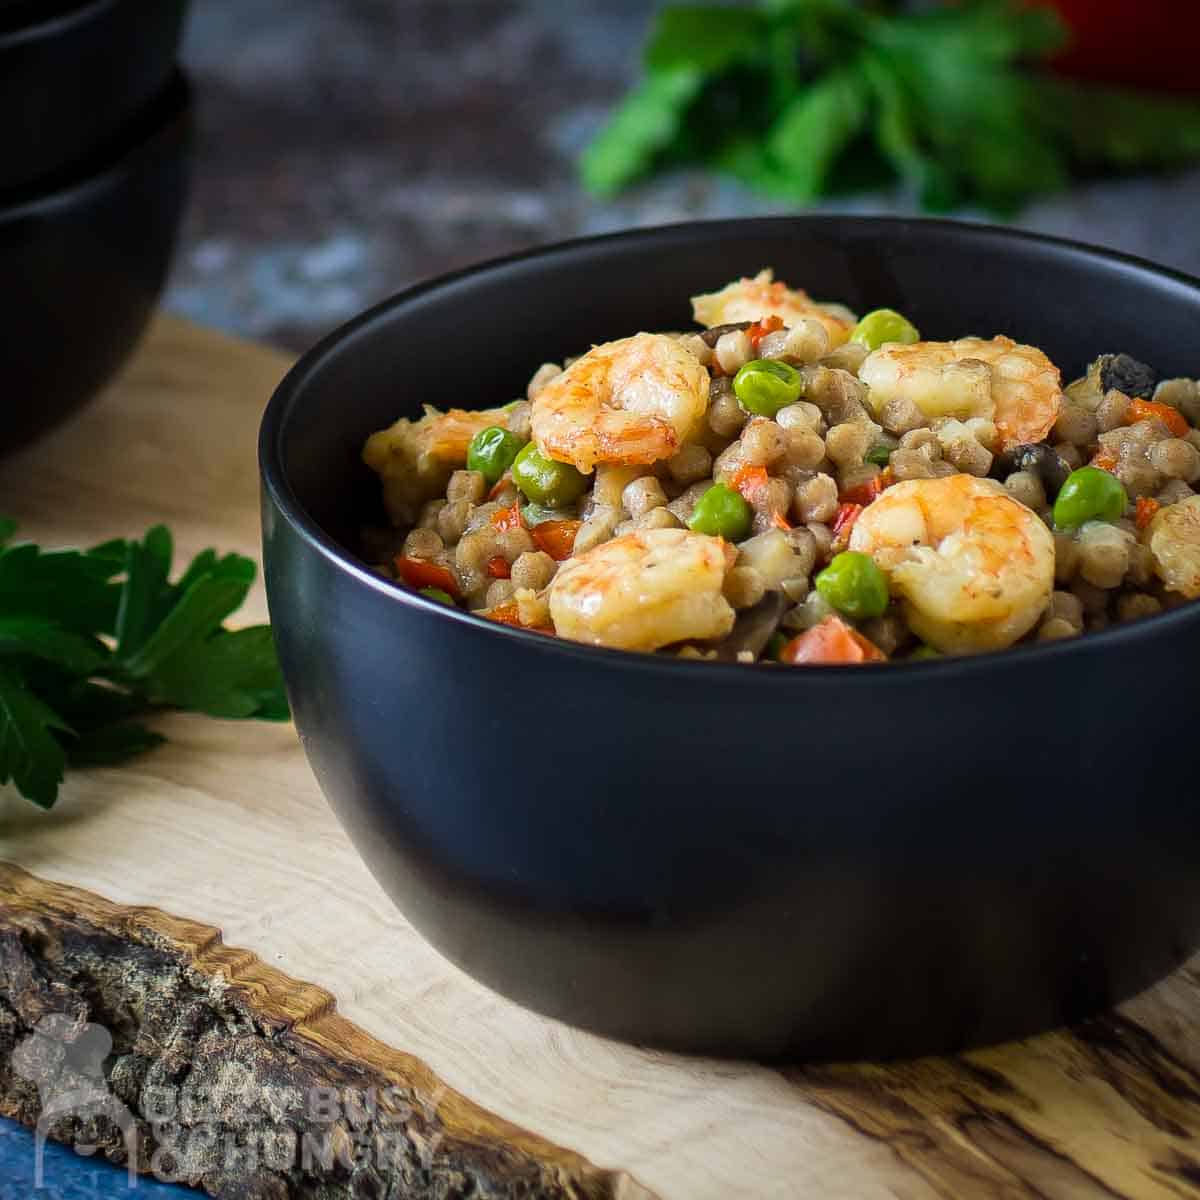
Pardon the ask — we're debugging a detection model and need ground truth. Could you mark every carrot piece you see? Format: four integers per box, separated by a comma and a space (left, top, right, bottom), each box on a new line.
731, 464, 770, 504
1136, 496, 1160, 531
491, 501, 524, 532
531, 519, 582, 561
486, 556, 511, 579
1126, 398, 1189, 438
830, 502, 864, 554
483, 600, 554, 634
770, 510, 793, 532
780, 616, 886, 665
484, 601, 522, 627
1091, 448, 1119, 473
394, 556, 461, 599
747, 314, 784, 352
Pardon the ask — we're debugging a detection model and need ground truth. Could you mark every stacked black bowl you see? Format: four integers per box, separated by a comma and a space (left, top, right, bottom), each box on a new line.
0, 0, 193, 450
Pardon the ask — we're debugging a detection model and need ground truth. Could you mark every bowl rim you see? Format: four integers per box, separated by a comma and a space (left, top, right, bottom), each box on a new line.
0, 70, 190, 218
260, 213, 1200, 683
0, 0, 159, 47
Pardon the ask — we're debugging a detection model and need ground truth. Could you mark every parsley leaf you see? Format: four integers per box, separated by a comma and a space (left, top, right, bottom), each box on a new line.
580, 66, 705, 195
764, 66, 870, 201
0, 519, 289, 809
0, 617, 108, 675
582, 0, 1200, 212
1031, 78, 1200, 171
65, 722, 166, 768
114, 524, 174, 659
0, 541, 124, 634
0, 664, 71, 809
645, 6, 767, 75
140, 626, 290, 720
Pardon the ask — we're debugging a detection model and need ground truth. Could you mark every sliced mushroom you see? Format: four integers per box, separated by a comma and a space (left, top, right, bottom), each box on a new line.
711, 591, 787, 661
699, 322, 753, 348
994, 442, 1072, 498
1091, 353, 1158, 400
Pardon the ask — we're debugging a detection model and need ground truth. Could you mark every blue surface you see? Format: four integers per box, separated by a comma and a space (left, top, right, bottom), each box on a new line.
0, 1118, 194, 1198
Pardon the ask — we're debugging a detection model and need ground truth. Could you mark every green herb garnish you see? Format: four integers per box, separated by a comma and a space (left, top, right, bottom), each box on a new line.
0, 520, 288, 809
582, 0, 1200, 213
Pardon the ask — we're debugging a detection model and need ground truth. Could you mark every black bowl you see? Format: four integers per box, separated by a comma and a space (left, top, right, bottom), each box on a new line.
0, 72, 191, 452
260, 218, 1200, 1060
0, 0, 189, 195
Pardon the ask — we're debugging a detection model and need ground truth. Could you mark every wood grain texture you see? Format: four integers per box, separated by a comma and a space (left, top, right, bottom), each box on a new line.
0, 862, 645, 1198
2, 316, 1200, 1199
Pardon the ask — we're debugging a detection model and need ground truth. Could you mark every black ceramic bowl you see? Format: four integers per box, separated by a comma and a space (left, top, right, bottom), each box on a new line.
0, 72, 191, 451
0, 0, 189, 195
261, 218, 1200, 1060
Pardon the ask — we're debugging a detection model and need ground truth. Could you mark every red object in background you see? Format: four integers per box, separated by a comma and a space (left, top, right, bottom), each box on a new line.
1040, 0, 1200, 92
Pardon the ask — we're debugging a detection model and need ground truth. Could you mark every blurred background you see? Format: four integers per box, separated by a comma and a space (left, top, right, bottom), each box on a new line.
170, 0, 1200, 352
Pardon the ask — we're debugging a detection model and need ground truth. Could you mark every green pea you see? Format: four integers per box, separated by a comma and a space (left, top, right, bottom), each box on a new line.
733, 359, 804, 417
511, 442, 588, 507
467, 426, 524, 485
909, 644, 942, 661
687, 482, 753, 542
850, 308, 921, 351
864, 443, 893, 467
1052, 466, 1128, 529
419, 587, 456, 606
815, 551, 890, 619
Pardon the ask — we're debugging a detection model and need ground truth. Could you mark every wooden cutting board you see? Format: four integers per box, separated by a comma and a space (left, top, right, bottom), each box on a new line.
4, 315, 1200, 1200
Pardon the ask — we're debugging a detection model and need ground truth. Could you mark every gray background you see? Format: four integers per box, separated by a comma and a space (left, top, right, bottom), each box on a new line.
170, 0, 1200, 351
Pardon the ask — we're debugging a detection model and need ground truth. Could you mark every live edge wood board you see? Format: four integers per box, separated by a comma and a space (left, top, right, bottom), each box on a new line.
3, 315, 1200, 1199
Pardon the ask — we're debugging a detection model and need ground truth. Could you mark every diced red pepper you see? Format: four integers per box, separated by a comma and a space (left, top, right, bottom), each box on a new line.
1136, 496, 1160, 531
830, 502, 864, 554
1125, 398, 1189, 438
747, 314, 784, 352
491, 501, 524, 532
394, 556, 461, 599
780, 616, 886, 665
487, 471, 514, 501
486, 556, 511, 579
531, 519, 582, 561
1091, 448, 1119, 473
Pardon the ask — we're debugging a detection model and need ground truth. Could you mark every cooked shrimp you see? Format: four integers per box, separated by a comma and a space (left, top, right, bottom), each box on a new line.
364, 405, 513, 525
859, 336, 1062, 452
1147, 494, 1200, 598
548, 528, 736, 651
531, 333, 709, 473
849, 475, 1055, 654
691, 269, 854, 349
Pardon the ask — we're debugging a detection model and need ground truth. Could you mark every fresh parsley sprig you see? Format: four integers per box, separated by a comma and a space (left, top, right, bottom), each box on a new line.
0, 520, 288, 809
582, 0, 1200, 213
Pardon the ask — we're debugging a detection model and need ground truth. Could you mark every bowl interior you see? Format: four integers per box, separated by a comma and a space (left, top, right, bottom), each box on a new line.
271, 216, 1200, 558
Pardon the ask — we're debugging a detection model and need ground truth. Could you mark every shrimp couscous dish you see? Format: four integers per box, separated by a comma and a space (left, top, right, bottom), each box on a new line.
362, 270, 1200, 665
